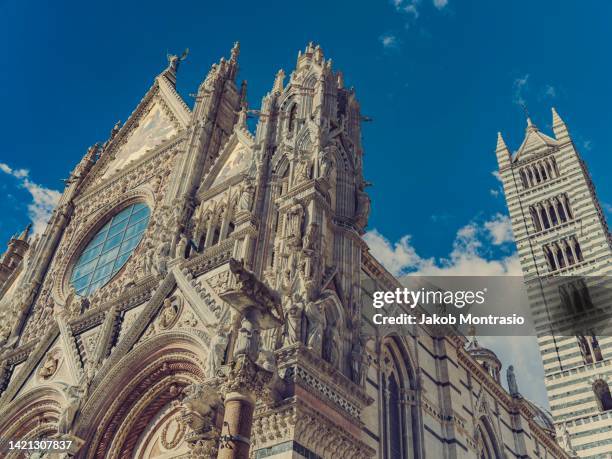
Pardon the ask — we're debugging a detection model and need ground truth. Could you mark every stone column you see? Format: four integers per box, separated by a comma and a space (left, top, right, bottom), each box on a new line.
216, 258, 284, 459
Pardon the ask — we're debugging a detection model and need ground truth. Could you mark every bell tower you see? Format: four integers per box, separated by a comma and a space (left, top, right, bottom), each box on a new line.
496, 108, 612, 457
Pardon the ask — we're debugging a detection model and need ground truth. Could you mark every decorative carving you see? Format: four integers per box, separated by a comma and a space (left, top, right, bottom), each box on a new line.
57, 383, 88, 435
284, 294, 305, 346
355, 181, 371, 231
238, 179, 255, 213
206, 327, 230, 379
38, 352, 59, 380
234, 316, 260, 361
317, 147, 334, 179
159, 296, 183, 330
304, 300, 324, 356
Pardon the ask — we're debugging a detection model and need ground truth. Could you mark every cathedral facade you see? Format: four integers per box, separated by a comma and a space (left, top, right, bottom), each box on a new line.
0, 43, 568, 459
496, 112, 612, 458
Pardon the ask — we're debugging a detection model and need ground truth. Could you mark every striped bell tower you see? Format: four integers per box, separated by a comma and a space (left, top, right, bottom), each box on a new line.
496, 108, 612, 457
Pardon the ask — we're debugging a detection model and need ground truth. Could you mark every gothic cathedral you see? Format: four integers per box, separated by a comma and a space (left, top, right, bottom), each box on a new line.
0, 43, 569, 459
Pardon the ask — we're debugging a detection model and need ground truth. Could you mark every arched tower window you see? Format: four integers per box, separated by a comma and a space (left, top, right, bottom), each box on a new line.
593, 379, 612, 411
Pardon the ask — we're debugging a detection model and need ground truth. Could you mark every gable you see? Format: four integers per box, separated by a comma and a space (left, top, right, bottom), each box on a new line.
100, 99, 178, 180
513, 127, 558, 162
210, 140, 254, 187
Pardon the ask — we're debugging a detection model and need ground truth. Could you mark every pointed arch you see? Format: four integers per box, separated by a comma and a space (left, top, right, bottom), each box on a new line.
0, 386, 64, 456
380, 336, 422, 459
476, 416, 503, 459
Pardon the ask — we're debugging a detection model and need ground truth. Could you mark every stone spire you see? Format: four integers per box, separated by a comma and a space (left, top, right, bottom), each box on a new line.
495, 131, 511, 169
552, 106, 569, 141
272, 69, 285, 94
17, 224, 31, 242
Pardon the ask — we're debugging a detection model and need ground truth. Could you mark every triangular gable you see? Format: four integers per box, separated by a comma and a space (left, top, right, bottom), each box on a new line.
513, 127, 558, 162
87, 71, 192, 184
13, 336, 78, 400
202, 129, 255, 190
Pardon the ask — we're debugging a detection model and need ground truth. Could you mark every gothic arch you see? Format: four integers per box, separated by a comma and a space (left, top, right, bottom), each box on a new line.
77, 333, 207, 458
379, 335, 422, 459
475, 416, 502, 459
0, 386, 64, 457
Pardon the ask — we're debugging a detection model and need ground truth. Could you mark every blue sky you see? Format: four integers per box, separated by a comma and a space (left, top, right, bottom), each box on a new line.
2, 1, 611, 407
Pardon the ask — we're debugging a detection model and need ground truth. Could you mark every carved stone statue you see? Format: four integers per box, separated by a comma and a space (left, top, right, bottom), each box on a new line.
233, 317, 260, 361
323, 324, 340, 367
560, 423, 576, 454
142, 241, 155, 276
507, 365, 519, 397
207, 329, 229, 378
294, 159, 311, 184
284, 294, 305, 346
57, 383, 87, 435
167, 48, 189, 72
159, 298, 181, 329
176, 233, 189, 259
303, 222, 319, 252
110, 120, 121, 140
38, 353, 59, 380
355, 182, 371, 230
318, 148, 333, 179
153, 235, 171, 276
304, 301, 324, 356
285, 201, 304, 240
350, 337, 365, 384
238, 180, 255, 212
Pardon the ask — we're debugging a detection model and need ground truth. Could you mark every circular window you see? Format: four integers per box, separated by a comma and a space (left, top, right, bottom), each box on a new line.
71, 203, 151, 296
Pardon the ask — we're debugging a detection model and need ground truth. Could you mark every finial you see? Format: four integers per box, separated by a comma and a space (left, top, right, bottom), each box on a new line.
240, 80, 248, 102
552, 106, 565, 126
337, 72, 344, 89
166, 48, 189, 72
273, 69, 285, 93
18, 223, 32, 241
551, 107, 569, 140
231, 41, 240, 61
520, 102, 536, 131
496, 132, 509, 151
468, 325, 477, 344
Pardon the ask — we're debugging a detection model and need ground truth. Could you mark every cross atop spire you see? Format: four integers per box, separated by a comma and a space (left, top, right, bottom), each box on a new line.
520, 102, 537, 132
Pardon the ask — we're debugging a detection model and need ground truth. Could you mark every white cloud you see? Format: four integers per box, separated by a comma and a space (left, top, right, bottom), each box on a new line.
433, 0, 448, 9
544, 84, 557, 98
489, 189, 500, 198
492, 170, 502, 183
0, 162, 61, 235
484, 213, 513, 245
0, 162, 29, 179
583, 139, 592, 151
363, 229, 421, 276
513, 74, 529, 107
365, 219, 550, 407
379, 34, 399, 49
403, 3, 419, 18
365, 215, 520, 277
